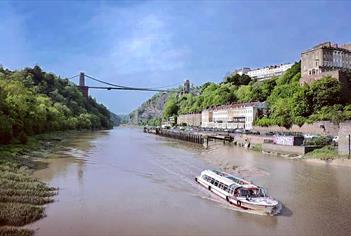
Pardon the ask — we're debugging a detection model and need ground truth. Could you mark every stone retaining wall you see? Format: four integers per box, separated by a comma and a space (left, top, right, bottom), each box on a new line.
238, 134, 274, 144
338, 121, 351, 155
262, 143, 316, 155
253, 121, 339, 136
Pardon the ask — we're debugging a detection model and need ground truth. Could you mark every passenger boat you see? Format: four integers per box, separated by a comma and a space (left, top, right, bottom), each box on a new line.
195, 169, 280, 215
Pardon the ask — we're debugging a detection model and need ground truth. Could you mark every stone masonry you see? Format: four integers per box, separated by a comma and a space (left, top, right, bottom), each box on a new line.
338, 121, 351, 156
253, 121, 339, 136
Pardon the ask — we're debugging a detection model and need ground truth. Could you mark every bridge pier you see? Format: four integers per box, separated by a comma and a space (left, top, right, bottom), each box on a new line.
79, 72, 89, 97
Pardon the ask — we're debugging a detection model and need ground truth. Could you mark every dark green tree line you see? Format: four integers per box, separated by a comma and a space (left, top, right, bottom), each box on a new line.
0, 66, 113, 144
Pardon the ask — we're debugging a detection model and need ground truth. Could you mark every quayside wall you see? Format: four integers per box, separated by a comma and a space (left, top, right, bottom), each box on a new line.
144, 128, 204, 145
253, 121, 339, 136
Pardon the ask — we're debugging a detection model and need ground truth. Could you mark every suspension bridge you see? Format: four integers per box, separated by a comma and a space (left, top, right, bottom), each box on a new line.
70, 72, 190, 97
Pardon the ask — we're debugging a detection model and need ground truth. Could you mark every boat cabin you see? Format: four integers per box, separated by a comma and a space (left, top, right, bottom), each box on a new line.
201, 170, 266, 198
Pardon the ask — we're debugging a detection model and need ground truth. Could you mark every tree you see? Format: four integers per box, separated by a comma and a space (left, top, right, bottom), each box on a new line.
307, 76, 342, 112
276, 62, 301, 85
224, 74, 252, 86
236, 85, 253, 102
0, 66, 113, 144
163, 94, 179, 119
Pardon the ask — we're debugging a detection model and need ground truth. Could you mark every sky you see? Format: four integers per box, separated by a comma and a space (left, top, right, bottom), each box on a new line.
0, 0, 350, 114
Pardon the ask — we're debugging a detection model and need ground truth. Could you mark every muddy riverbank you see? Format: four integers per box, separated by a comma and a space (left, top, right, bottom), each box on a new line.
0, 131, 102, 236
27, 128, 351, 236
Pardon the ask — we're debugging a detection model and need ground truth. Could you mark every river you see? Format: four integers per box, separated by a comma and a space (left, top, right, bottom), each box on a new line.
30, 128, 351, 236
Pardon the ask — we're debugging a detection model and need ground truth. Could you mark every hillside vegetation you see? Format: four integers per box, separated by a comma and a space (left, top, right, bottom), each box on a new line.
162, 62, 351, 128
0, 66, 113, 144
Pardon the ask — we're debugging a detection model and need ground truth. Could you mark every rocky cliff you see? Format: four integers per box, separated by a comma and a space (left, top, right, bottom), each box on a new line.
129, 92, 171, 125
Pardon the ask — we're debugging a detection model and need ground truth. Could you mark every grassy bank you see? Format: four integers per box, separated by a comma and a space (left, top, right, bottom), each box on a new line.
0, 132, 69, 236
250, 144, 262, 152
304, 145, 338, 160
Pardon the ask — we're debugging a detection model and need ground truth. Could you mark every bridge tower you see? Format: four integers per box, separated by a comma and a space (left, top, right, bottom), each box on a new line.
183, 79, 190, 94
79, 72, 89, 97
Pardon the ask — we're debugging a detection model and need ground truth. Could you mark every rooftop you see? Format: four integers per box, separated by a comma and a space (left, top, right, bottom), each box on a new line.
204, 101, 267, 111
302, 41, 351, 54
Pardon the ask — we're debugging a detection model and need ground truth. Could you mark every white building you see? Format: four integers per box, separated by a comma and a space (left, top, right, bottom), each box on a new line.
201, 102, 267, 130
247, 63, 294, 81
231, 63, 294, 81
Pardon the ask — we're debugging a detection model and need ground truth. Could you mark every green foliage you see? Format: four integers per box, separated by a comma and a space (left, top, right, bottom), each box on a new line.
304, 136, 331, 146
223, 73, 251, 86
256, 62, 349, 128
163, 94, 179, 119
251, 144, 262, 152
305, 145, 337, 160
307, 76, 342, 111
307, 104, 349, 124
160, 60, 350, 128
0, 66, 113, 144
235, 85, 253, 102
253, 79, 277, 102
176, 83, 237, 115
276, 62, 301, 85
147, 118, 162, 126
129, 91, 174, 125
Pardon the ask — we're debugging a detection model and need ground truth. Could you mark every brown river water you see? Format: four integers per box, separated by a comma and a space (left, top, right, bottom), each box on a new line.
30, 128, 351, 236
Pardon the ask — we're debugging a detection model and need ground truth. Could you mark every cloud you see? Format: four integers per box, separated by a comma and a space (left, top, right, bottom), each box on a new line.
88, 7, 189, 75
0, 1, 190, 113
110, 14, 188, 74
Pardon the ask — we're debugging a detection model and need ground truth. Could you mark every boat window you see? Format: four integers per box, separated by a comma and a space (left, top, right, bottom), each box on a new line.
248, 188, 266, 198
223, 185, 228, 192
214, 181, 219, 187
239, 189, 250, 197
226, 176, 248, 185
228, 185, 236, 193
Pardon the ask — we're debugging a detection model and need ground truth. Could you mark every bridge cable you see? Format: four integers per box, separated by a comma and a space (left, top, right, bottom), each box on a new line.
85, 74, 177, 92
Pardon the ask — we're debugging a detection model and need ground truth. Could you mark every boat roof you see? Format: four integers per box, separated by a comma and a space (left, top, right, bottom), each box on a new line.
200, 169, 257, 188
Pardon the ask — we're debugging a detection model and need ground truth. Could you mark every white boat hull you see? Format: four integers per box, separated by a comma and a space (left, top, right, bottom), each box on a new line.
196, 176, 280, 215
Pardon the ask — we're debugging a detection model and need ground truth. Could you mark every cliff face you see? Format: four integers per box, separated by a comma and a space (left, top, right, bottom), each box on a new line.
110, 112, 121, 126
129, 92, 171, 125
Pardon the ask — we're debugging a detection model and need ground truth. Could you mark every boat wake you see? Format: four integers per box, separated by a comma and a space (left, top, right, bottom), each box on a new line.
145, 155, 281, 216
193, 182, 281, 216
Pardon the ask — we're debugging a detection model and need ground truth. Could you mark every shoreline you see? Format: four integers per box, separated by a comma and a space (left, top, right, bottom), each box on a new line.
145, 127, 351, 167
0, 130, 96, 236
236, 143, 351, 167
302, 157, 351, 167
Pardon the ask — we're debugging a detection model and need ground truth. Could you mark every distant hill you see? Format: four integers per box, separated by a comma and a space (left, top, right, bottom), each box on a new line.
110, 113, 130, 126
110, 112, 121, 126
118, 114, 130, 125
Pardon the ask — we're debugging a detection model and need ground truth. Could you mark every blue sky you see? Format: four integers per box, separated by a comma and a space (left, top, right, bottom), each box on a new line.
0, 0, 350, 114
